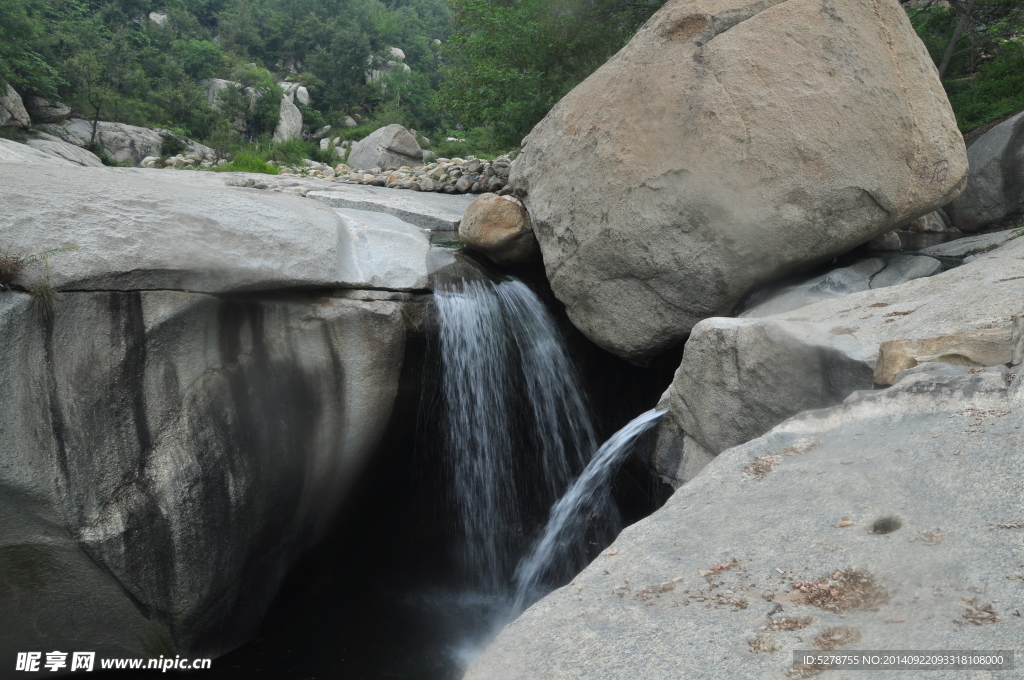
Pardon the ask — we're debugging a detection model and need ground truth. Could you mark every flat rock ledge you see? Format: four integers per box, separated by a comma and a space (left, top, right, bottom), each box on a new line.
0, 164, 453, 292
666, 233, 1024, 461
467, 364, 1024, 680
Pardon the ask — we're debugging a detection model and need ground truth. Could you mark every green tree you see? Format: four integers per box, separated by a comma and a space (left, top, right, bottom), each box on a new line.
0, 0, 60, 94
436, 0, 666, 148
172, 38, 224, 79
908, 0, 1024, 132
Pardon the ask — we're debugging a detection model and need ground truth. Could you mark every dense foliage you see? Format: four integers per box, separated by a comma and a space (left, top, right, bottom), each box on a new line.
907, 0, 1024, 132
0, 0, 451, 147
436, 0, 666, 148
0, 0, 670, 156
2, 0, 1024, 160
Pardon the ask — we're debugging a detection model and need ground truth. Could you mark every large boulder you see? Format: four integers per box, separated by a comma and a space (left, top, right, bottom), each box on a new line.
665, 232, 1023, 459
273, 82, 305, 142
347, 124, 423, 171
0, 287, 412, 660
0, 84, 30, 128
467, 364, 1024, 679
40, 118, 164, 165
945, 110, 1024, 232
0, 164, 442, 292
459, 193, 540, 266
510, 0, 967, 361
24, 95, 72, 123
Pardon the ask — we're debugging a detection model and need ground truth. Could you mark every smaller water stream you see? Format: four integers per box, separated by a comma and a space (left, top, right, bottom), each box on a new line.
510, 408, 664, 616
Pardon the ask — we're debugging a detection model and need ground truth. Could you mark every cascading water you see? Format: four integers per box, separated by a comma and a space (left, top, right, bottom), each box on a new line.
434, 277, 601, 590
510, 408, 664, 615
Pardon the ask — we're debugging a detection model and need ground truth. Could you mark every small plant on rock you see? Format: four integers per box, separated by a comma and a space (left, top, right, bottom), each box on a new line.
0, 244, 77, 319
0, 250, 28, 290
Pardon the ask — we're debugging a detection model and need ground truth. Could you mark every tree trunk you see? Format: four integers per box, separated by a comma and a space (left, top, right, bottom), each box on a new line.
938, 0, 976, 79
90, 108, 100, 147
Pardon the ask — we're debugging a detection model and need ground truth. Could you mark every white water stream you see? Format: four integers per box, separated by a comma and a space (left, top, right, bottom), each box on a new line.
510, 408, 664, 615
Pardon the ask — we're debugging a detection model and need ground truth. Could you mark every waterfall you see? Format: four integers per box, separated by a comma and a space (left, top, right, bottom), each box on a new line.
510, 408, 664, 615
434, 277, 599, 590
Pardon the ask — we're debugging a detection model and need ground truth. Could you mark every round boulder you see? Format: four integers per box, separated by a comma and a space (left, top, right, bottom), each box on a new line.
910, 209, 951, 233
510, 0, 968, 361
459, 193, 540, 266
868, 231, 902, 251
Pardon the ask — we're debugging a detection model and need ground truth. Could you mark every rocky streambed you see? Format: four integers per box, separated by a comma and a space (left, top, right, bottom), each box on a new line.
3, 0, 1024, 678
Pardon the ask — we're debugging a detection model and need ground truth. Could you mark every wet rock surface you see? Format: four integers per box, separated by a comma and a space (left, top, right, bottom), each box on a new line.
468, 364, 1024, 679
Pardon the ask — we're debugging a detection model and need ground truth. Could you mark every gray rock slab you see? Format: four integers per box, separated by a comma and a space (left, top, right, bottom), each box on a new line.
25, 137, 105, 167
741, 259, 886, 318
24, 96, 72, 123
919, 229, 1020, 258
0, 288, 411, 659
742, 255, 945, 323
468, 365, 1024, 680
0, 138, 72, 165
308, 184, 476, 231
869, 255, 943, 289
333, 207, 452, 290
40, 118, 165, 165
0, 163, 437, 292
668, 236, 1024, 457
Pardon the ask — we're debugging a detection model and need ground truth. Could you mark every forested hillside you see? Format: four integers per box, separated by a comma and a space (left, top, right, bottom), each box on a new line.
0, 0, 668, 157
1, 0, 1022, 159
908, 0, 1024, 135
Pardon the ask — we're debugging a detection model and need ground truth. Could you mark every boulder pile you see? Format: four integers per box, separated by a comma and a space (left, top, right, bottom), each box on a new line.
143, 152, 224, 169
286, 155, 513, 195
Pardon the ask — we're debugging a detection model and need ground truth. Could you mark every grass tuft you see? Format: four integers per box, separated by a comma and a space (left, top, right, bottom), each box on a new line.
214, 152, 280, 175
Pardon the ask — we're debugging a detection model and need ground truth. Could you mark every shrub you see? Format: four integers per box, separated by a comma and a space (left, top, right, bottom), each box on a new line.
432, 126, 511, 160
214, 152, 279, 174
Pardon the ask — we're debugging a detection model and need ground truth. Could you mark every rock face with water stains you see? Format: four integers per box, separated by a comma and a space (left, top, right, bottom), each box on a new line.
0, 290, 412, 659
510, 0, 967, 361
467, 364, 1024, 679
0, 160, 436, 661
